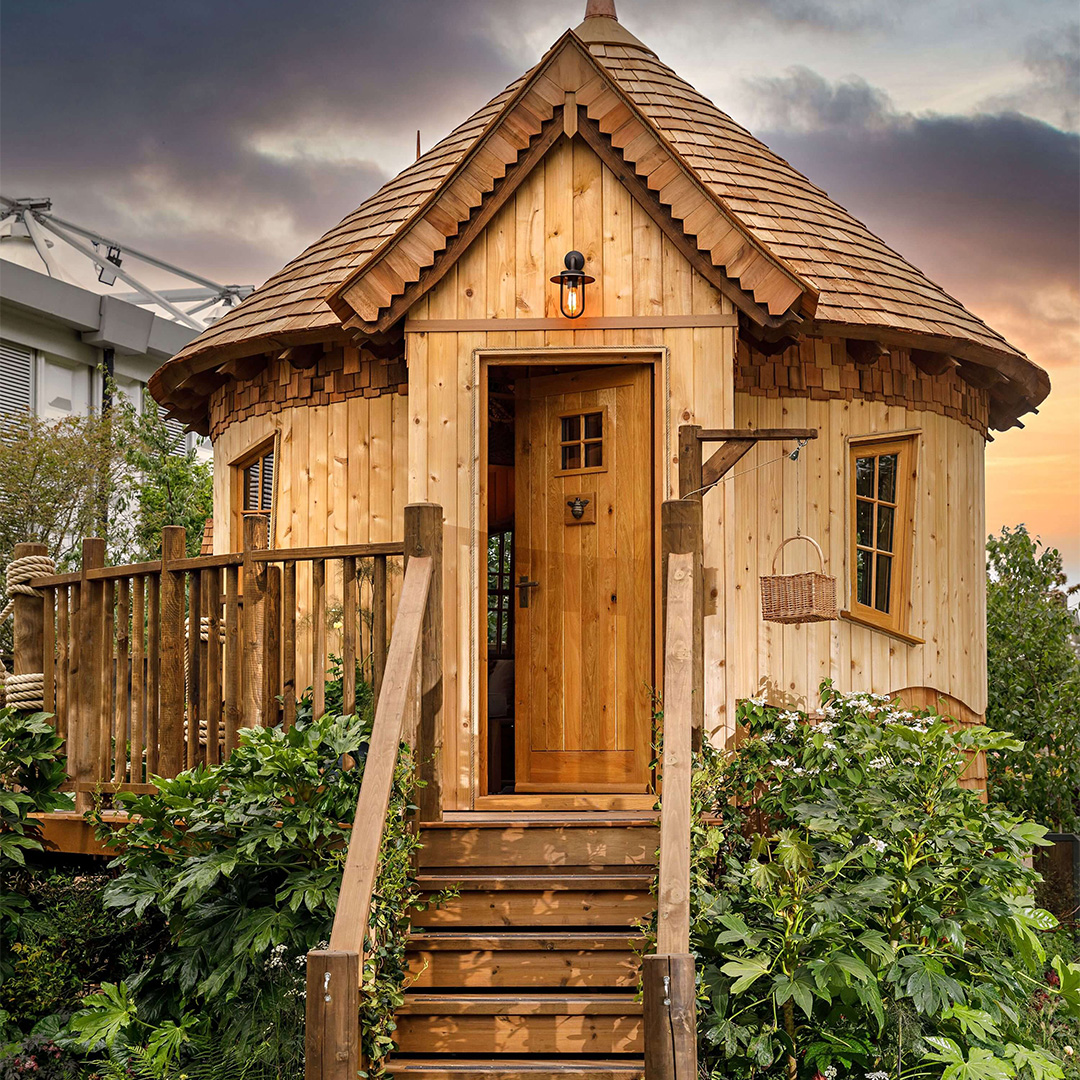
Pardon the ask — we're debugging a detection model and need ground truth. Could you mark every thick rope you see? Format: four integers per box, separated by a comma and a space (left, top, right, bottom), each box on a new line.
1, 553, 56, 710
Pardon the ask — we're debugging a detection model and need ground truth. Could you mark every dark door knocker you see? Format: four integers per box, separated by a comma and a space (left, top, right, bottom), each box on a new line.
567, 496, 590, 520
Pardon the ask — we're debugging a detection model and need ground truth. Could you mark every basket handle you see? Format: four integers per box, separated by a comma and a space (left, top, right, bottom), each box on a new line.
771, 535, 827, 575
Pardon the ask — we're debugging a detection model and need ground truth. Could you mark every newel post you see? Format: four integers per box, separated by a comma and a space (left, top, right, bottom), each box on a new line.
404, 502, 443, 823
305, 949, 360, 1080
661, 499, 703, 749
11, 541, 47, 694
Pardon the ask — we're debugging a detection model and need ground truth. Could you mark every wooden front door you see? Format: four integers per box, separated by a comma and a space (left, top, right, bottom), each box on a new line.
514, 366, 653, 793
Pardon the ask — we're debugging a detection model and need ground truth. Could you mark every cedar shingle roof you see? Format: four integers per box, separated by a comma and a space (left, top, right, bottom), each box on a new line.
152, 13, 1049, 430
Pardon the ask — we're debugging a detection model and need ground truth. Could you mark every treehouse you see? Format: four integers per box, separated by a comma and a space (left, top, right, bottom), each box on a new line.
12, 2, 1049, 1077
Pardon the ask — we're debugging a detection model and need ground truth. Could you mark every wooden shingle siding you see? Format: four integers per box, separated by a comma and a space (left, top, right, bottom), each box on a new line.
736, 338, 989, 437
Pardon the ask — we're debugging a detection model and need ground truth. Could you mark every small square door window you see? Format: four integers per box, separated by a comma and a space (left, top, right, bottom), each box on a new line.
560, 410, 604, 472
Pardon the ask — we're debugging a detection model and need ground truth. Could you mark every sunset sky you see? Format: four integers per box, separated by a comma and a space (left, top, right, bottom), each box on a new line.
3, 0, 1078, 581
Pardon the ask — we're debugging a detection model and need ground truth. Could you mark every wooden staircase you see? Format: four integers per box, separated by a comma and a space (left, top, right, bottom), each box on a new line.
385, 819, 658, 1079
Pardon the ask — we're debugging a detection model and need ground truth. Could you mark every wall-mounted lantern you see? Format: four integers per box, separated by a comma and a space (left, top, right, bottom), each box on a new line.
551, 250, 594, 319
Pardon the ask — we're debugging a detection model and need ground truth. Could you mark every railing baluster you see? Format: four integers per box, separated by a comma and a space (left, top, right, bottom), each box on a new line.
43, 586, 56, 715
205, 567, 222, 764
264, 565, 282, 727
242, 515, 269, 730
131, 577, 145, 784
114, 579, 130, 784
373, 555, 387, 706
102, 579, 115, 784
342, 557, 357, 717
224, 565, 241, 755
57, 585, 69, 740
283, 561, 297, 729
312, 559, 327, 721
159, 526, 187, 779
147, 573, 161, 776
187, 569, 202, 769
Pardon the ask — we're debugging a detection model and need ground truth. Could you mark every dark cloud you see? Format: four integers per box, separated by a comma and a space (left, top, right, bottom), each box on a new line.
741, 68, 1080, 368
631, 0, 931, 34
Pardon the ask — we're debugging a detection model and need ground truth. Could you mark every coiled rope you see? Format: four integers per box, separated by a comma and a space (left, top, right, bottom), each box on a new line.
1, 553, 56, 710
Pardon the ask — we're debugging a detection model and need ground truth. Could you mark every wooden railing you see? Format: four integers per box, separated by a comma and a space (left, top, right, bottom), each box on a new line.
304, 504, 442, 1080
645, 502, 701, 1080
21, 518, 403, 810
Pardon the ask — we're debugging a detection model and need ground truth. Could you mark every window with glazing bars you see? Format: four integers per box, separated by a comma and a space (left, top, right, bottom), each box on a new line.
487, 529, 514, 659
849, 435, 916, 633
558, 409, 605, 472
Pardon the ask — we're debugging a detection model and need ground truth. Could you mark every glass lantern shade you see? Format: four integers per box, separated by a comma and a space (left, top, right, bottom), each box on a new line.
550, 250, 595, 319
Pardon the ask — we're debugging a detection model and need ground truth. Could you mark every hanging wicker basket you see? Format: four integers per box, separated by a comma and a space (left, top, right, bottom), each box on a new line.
760, 536, 838, 624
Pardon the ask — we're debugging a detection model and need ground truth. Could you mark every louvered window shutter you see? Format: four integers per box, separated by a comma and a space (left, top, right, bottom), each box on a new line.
0, 340, 34, 417
158, 405, 189, 456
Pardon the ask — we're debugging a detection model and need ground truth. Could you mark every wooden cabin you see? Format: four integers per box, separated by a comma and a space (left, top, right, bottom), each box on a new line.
16, 2, 1048, 1077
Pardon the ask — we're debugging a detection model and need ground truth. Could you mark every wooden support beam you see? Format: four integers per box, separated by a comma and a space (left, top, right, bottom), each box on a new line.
701, 441, 755, 489
846, 338, 890, 366
910, 348, 955, 377
696, 428, 817, 441
643, 953, 697, 1080
405, 503, 444, 822
677, 425, 702, 501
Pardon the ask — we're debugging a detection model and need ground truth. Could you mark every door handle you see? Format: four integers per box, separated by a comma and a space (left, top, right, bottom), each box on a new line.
517, 575, 540, 608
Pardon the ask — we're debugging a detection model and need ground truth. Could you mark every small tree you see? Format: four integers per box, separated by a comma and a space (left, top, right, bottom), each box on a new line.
986, 526, 1080, 833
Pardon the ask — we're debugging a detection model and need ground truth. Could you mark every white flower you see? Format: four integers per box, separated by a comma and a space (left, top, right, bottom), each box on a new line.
823, 740, 837, 750
824, 1067, 838, 1080
1063, 1045, 1073, 1057
770, 758, 792, 769
868, 837, 887, 853
793, 767, 805, 776
817, 720, 835, 734
868, 756, 889, 769
866, 1071, 890, 1080
750, 695, 766, 707
762, 732, 777, 743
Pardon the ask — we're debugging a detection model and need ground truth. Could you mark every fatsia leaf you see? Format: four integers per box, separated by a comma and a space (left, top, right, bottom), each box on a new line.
68, 981, 138, 1049
1051, 955, 1080, 1017
1002, 1044, 1065, 1080
720, 954, 772, 994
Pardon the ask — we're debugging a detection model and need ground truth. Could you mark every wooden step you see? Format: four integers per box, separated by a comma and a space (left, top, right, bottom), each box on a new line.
406, 932, 644, 988
418, 825, 659, 869
395, 994, 643, 1055
385, 1058, 644, 1079
412, 871, 655, 928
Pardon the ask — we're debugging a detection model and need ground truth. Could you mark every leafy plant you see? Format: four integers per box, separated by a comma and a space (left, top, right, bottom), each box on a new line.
0, 709, 68, 990
986, 526, 1080, 833
688, 683, 1080, 1079
77, 709, 421, 1072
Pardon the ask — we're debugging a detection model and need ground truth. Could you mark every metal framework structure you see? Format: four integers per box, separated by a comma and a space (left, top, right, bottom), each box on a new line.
0, 195, 254, 331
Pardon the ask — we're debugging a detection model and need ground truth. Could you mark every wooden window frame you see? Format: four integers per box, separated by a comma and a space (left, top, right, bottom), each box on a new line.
231, 433, 279, 548
844, 433, 918, 638
554, 404, 610, 477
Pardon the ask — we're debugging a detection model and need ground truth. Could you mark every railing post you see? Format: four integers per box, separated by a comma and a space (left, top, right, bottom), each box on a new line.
644, 953, 697, 1080
12, 541, 47, 697
305, 949, 360, 1080
242, 515, 269, 728
75, 538, 106, 812
159, 526, 187, 778
661, 499, 703, 750
404, 503, 443, 823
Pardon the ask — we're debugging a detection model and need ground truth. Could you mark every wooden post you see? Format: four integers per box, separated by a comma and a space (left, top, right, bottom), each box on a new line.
158, 526, 187, 778
661, 500, 703, 750
282, 561, 297, 729
372, 555, 387, 705
305, 950, 360, 1080
404, 503, 443, 822
12, 541, 47, 690
677, 424, 703, 501
643, 953, 698, 1080
264, 565, 282, 727
76, 538, 106, 812
242, 515, 269, 729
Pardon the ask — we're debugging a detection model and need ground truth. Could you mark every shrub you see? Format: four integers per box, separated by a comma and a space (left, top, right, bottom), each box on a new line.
72, 709, 420, 1072
689, 682, 1080, 1079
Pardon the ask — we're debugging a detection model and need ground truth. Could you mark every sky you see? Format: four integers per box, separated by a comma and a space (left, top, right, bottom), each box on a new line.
2, 0, 1078, 581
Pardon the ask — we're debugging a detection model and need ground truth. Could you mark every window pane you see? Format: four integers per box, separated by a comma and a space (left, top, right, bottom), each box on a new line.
856, 456, 875, 498
878, 453, 898, 503
261, 451, 274, 511
856, 548, 872, 607
245, 462, 260, 512
877, 504, 895, 553
585, 441, 603, 468
562, 444, 581, 470
561, 415, 580, 443
856, 499, 873, 548
875, 553, 892, 613
584, 412, 603, 439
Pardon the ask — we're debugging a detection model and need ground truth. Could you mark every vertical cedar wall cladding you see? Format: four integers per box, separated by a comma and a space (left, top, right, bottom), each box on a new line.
208, 136, 989, 807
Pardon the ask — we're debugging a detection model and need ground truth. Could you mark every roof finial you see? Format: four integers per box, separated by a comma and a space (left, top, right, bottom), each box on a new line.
584, 0, 618, 20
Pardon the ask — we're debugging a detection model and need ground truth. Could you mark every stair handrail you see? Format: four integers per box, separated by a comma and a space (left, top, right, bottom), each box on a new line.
305, 503, 442, 1080
644, 542, 698, 1079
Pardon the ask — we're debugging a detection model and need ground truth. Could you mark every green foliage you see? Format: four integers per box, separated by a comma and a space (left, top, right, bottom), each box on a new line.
986, 526, 1080, 833
0, 709, 68, 989
75, 709, 421, 1073
688, 683, 1079, 1079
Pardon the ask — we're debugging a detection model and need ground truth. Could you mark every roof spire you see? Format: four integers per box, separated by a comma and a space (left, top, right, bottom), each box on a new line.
584, 0, 618, 19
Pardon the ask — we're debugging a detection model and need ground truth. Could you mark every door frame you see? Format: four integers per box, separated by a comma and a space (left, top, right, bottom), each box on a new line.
472, 346, 670, 811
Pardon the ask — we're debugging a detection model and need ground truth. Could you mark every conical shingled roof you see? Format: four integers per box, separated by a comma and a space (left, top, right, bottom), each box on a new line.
152, 9, 1049, 429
